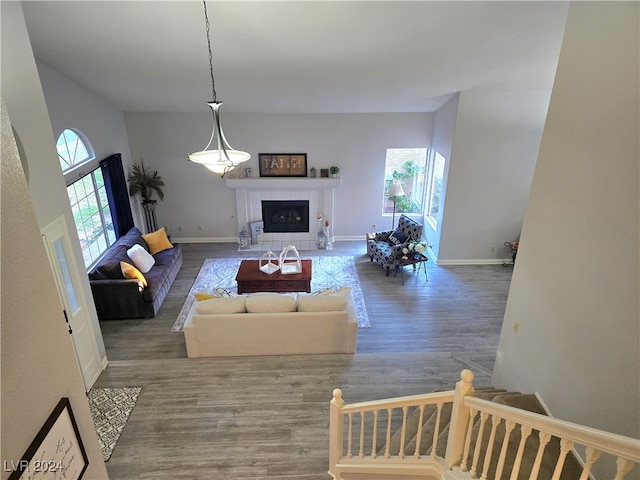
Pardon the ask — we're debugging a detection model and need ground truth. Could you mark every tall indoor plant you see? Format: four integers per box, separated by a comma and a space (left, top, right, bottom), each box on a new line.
128, 161, 164, 233
128, 161, 164, 204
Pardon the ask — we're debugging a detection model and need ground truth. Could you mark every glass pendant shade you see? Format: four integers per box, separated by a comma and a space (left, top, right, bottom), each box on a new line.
188, 101, 250, 177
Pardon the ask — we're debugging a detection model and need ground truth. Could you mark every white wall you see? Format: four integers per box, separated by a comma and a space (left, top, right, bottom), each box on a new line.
124, 112, 433, 240
437, 90, 551, 264
426, 93, 460, 259
1, 100, 109, 480
1, 7, 108, 474
36, 61, 142, 222
33, 61, 556, 266
493, 0, 639, 460
36, 61, 133, 168
1, 2, 107, 363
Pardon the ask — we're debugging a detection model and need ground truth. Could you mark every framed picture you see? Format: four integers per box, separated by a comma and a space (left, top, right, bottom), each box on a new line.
8, 398, 88, 480
320, 168, 330, 178
259, 153, 307, 177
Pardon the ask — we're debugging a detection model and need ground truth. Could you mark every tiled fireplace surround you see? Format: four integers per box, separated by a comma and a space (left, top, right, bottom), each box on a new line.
225, 177, 342, 250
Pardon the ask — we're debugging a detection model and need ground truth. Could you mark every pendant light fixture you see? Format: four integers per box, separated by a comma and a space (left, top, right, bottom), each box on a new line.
188, 0, 250, 177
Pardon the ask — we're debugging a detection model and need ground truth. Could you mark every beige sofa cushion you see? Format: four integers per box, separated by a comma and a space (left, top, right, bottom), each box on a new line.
297, 295, 347, 312
297, 288, 350, 312
196, 296, 247, 314
245, 292, 297, 313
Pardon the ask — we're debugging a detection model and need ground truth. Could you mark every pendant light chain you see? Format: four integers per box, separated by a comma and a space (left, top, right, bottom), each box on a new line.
188, 0, 250, 176
203, 0, 216, 103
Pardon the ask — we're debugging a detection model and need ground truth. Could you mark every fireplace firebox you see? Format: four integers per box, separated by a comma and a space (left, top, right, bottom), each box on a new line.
262, 200, 310, 233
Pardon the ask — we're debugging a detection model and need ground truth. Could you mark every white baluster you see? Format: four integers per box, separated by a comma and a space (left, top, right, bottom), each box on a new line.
460, 408, 478, 472
495, 419, 516, 479
359, 411, 365, 458
529, 431, 551, 480
399, 406, 408, 459
470, 411, 489, 478
384, 408, 392, 459
480, 415, 502, 480
615, 456, 635, 480
431, 403, 443, 459
371, 409, 378, 458
414, 404, 426, 459
347, 412, 353, 458
551, 438, 574, 480
579, 447, 601, 480
512, 424, 533, 478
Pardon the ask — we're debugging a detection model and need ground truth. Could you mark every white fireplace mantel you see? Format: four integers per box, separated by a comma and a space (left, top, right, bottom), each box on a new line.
225, 177, 342, 190
225, 177, 342, 246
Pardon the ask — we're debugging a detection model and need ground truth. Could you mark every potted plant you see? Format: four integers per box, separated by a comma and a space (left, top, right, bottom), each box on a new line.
128, 161, 165, 204
329, 166, 340, 177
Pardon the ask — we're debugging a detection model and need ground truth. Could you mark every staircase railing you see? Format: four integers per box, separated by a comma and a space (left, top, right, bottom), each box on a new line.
453, 396, 640, 480
329, 387, 461, 478
328, 369, 640, 479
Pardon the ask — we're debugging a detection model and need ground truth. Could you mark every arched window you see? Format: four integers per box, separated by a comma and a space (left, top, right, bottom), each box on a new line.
56, 129, 115, 268
56, 128, 95, 173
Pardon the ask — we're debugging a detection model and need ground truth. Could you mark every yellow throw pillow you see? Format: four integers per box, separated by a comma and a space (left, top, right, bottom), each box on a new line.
194, 290, 216, 301
120, 261, 147, 287
142, 227, 173, 255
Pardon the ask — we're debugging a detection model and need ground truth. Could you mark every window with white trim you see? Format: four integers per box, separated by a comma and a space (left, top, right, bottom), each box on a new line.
382, 148, 428, 216
57, 128, 94, 172
56, 129, 115, 268
425, 151, 446, 226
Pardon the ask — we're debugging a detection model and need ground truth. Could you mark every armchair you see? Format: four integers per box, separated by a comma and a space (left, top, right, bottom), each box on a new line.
367, 214, 423, 276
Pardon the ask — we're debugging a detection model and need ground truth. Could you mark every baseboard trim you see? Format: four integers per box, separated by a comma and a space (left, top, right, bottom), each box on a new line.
533, 391, 553, 416
169, 237, 513, 266
436, 258, 512, 266
171, 236, 236, 243
335, 236, 368, 242
451, 353, 493, 378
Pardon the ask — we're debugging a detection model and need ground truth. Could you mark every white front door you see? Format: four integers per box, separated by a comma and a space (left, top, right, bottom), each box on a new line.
42, 216, 102, 390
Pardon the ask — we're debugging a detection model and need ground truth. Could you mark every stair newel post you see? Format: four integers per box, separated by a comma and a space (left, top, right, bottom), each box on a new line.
329, 388, 345, 478
444, 369, 475, 470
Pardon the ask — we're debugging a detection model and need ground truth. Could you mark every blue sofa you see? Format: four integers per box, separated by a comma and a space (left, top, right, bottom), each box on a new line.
88, 227, 183, 319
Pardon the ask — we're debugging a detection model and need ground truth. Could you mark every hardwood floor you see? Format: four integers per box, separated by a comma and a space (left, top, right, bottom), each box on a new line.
94, 241, 512, 479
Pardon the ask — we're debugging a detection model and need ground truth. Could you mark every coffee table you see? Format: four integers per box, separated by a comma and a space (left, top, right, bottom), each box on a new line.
236, 259, 312, 294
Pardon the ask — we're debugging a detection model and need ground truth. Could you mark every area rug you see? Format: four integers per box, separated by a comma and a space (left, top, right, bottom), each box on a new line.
172, 256, 370, 332
88, 387, 142, 461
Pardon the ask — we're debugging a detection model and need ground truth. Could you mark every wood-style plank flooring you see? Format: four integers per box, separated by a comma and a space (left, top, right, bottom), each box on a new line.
95, 241, 512, 479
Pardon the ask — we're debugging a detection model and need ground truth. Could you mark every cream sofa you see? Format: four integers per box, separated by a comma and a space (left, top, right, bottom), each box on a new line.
183, 289, 358, 358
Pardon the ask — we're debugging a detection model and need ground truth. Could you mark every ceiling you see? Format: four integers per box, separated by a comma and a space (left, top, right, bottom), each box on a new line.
21, 1, 570, 114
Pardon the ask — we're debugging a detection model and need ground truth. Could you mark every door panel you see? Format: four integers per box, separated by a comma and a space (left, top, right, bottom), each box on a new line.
42, 216, 102, 390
